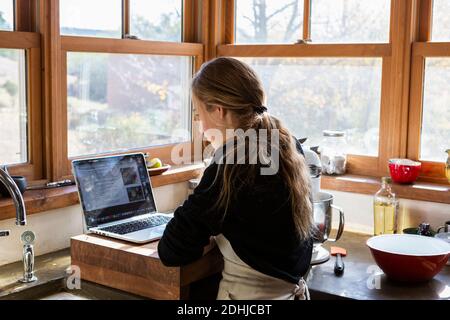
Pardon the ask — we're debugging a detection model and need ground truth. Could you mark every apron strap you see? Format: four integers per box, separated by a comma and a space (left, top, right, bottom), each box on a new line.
294, 278, 310, 300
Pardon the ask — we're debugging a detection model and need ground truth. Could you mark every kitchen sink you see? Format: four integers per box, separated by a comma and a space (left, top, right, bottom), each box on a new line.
0, 278, 145, 300
0, 249, 145, 300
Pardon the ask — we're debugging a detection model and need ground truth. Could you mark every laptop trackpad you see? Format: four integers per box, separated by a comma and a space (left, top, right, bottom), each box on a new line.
125, 224, 167, 243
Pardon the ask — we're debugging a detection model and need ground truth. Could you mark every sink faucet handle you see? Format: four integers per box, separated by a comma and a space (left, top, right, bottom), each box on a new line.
19, 231, 37, 283
21, 230, 35, 244
0, 230, 10, 237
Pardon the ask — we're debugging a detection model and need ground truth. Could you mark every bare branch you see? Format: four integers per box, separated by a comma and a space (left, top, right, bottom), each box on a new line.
267, 1, 297, 21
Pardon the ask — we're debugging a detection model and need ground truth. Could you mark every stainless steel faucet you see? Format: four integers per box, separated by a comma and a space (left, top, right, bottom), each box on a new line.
19, 231, 37, 283
0, 166, 36, 283
0, 165, 26, 226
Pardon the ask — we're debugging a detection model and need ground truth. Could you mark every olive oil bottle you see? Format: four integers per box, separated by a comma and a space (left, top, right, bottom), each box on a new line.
373, 177, 399, 235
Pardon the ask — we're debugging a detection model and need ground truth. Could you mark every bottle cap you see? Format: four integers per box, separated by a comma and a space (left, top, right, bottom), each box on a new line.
381, 177, 392, 184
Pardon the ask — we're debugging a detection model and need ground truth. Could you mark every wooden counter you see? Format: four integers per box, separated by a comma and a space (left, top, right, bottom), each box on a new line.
70, 234, 223, 300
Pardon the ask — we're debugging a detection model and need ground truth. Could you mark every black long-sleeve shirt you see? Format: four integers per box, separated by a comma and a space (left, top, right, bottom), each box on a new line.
158, 139, 313, 284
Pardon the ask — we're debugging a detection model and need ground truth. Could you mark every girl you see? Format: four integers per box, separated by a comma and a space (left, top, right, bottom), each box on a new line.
158, 57, 315, 300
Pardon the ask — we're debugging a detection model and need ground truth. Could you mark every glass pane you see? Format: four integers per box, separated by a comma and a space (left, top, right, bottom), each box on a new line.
130, 0, 182, 42
60, 0, 122, 38
240, 58, 382, 156
0, 49, 27, 165
67, 52, 192, 158
0, 0, 13, 31
432, 0, 450, 41
311, 0, 390, 43
421, 58, 450, 162
235, 0, 303, 44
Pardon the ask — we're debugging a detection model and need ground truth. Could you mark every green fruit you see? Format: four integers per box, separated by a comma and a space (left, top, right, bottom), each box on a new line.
148, 158, 162, 169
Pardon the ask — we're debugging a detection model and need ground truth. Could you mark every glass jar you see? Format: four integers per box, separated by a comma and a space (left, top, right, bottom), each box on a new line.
320, 130, 347, 175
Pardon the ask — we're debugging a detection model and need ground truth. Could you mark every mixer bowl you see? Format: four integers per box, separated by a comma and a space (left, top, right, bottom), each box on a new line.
313, 192, 345, 244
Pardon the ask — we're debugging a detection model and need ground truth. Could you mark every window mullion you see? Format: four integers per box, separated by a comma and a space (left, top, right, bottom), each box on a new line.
302, 0, 311, 42
122, 0, 130, 38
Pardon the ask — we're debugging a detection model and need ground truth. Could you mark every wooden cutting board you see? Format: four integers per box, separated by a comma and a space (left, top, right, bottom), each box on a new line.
71, 234, 223, 300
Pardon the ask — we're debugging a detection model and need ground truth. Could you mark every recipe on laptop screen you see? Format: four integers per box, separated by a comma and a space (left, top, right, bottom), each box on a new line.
72, 154, 156, 228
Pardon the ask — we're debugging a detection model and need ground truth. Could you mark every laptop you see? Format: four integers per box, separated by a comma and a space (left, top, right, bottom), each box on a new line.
72, 153, 173, 244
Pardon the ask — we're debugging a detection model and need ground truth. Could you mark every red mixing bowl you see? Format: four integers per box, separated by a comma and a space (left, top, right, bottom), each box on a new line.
367, 234, 450, 282
388, 159, 421, 184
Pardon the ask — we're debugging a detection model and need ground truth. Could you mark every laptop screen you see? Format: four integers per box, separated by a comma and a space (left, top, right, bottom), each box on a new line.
72, 153, 157, 228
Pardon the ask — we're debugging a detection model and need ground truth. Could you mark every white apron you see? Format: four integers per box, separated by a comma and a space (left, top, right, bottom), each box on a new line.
215, 234, 310, 300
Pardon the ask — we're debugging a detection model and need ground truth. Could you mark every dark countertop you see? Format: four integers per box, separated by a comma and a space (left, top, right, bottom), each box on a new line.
1, 232, 448, 300
307, 232, 450, 300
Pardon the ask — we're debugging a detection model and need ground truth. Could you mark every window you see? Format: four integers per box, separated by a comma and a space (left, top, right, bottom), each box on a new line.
130, 0, 182, 42
57, 0, 201, 175
310, 0, 390, 43
60, 0, 122, 38
420, 59, 450, 162
221, 0, 393, 177
67, 53, 192, 158
0, 0, 13, 31
0, 49, 27, 165
241, 58, 382, 156
235, 0, 303, 44
431, 0, 450, 42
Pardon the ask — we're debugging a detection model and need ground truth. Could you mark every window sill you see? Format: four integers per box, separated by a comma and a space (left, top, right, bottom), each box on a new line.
321, 174, 450, 204
0, 163, 205, 222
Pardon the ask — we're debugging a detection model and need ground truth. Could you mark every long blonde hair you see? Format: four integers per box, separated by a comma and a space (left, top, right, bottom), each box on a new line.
192, 57, 314, 239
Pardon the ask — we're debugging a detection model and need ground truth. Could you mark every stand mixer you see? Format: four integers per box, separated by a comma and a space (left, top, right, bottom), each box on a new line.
303, 142, 345, 265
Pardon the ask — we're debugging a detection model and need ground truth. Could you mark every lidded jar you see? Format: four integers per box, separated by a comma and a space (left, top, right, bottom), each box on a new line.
320, 130, 347, 175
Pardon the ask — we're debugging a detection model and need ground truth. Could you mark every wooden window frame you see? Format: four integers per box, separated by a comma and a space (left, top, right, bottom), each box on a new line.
216, 0, 414, 178
0, 0, 43, 182
409, 0, 448, 184
42, 0, 205, 181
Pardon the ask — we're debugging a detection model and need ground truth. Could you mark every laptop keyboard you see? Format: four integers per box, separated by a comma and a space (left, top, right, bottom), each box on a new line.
99, 215, 172, 235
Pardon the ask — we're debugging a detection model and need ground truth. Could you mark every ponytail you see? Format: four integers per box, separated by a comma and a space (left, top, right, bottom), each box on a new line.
192, 57, 314, 239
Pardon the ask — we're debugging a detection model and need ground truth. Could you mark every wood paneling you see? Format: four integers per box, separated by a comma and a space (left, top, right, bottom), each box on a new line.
303, 0, 311, 41
122, 0, 130, 37
408, 2, 448, 180
0, 31, 40, 48
379, 0, 417, 172
418, 0, 433, 42
217, 43, 392, 58
61, 36, 203, 56
413, 42, 450, 56
321, 174, 450, 204
407, 54, 425, 162
0, 164, 205, 221
15, 0, 34, 32
224, 0, 235, 44
7, 47, 44, 181
0, 185, 80, 220
183, 0, 195, 42
39, 0, 64, 181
